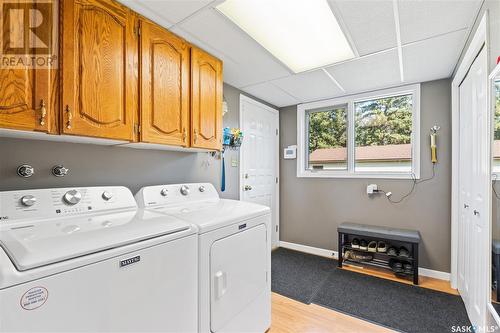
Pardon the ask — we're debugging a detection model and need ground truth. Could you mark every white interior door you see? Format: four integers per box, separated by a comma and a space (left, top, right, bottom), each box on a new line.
457, 47, 489, 327
240, 95, 279, 248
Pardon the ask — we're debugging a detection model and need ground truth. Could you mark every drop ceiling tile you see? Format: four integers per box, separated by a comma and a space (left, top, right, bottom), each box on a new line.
331, 0, 397, 56
117, 0, 174, 27
117, 0, 213, 27
325, 49, 401, 93
398, 0, 480, 44
403, 29, 467, 83
271, 70, 344, 103
242, 83, 299, 108
173, 8, 291, 87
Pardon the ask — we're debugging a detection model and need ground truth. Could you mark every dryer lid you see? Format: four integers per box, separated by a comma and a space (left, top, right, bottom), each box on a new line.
0, 209, 191, 271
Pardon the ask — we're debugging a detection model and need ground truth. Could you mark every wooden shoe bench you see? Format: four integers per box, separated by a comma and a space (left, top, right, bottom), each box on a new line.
337, 222, 421, 285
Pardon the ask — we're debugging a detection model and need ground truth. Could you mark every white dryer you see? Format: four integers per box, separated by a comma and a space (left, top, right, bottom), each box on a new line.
135, 183, 271, 333
0, 186, 198, 332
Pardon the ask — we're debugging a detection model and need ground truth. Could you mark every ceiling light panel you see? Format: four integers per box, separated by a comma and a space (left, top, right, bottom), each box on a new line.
217, 0, 355, 73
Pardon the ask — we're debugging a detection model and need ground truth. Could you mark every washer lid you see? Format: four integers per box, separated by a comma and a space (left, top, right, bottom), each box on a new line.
0, 209, 191, 271
150, 199, 270, 233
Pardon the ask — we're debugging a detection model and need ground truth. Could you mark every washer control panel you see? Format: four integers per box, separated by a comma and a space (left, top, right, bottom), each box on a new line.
135, 183, 219, 208
0, 186, 137, 223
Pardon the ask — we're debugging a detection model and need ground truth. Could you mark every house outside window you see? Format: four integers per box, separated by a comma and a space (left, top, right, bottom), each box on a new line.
297, 85, 420, 179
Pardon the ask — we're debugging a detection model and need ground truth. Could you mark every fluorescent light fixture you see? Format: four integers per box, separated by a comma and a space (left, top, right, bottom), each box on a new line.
217, 0, 355, 73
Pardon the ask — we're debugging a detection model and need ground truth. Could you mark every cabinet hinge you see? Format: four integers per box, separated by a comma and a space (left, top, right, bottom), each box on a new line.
276, 225, 278, 232
276, 177, 279, 184
134, 24, 141, 37
276, 128, 279, 135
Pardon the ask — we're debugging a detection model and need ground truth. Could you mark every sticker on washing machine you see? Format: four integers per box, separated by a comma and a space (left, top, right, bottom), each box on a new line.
20, 286, 48, 310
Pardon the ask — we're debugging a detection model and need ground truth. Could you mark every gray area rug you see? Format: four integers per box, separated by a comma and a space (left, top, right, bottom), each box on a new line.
272, 248, 471, 333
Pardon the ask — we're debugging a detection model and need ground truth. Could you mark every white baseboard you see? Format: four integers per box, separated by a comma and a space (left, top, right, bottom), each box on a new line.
279, 241, 339, 259
279, 241, 451, 282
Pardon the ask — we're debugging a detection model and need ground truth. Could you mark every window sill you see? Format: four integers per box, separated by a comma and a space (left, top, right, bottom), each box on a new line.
297, 170, 420, 180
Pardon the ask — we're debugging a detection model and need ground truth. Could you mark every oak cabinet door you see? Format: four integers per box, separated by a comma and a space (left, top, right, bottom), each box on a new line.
0, 68, 53, 132
140, 20, 190, 146
191, 47, 222, 150
61, 0, 137, 141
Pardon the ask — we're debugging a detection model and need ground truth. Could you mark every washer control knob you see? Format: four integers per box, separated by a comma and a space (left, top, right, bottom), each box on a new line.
102, 191, 113, 201
180, 185, 190, 196
160, 188, 169, 197
20, 195, 36, 207
17, 165, 34, 178
64, 190, 82, 205
199, 186, 205, 193
52, 165, 69, 177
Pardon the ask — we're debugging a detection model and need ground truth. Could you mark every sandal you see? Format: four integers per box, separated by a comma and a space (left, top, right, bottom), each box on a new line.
399, 246, 410, 258
377, 241, 387, 253
368, 241, 377, 252
351, 238, 360, 249
387, 247, 398, 256
403, 263, 413, 274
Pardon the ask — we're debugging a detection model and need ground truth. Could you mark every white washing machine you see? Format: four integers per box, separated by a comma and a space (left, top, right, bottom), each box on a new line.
135, 183, 271, 333
0, 186, 198, 332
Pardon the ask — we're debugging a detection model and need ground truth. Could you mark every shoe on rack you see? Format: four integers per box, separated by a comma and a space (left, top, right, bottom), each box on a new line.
387, 247, 398, 256
367, 241, 377, 252
377, 241, 387, 253
399, 246, 410, 258
359, 240, 368, 251
403, 263, 413, 274
351, 238, 360, 249
389, 259, 403, 274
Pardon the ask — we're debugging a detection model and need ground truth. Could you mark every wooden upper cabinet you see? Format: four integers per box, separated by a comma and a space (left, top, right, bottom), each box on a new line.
191, 47, 223, 150
61, 0, 137, 141
0, 68, 54, 133
140, 20, 190, 146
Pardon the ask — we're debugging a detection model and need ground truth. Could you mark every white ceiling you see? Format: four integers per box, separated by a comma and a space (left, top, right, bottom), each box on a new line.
118, 0, 482, 108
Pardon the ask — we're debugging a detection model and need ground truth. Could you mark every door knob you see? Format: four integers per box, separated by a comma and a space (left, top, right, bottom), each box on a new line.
244, 185, 252, 191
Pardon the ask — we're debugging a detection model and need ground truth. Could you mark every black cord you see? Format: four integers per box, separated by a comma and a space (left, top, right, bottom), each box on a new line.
378, 163, 436, 204
493, 174, 500, 200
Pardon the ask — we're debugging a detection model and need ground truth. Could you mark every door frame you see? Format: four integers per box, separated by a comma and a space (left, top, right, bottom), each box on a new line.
451, 11, 490, 327
239, 94, 280, 248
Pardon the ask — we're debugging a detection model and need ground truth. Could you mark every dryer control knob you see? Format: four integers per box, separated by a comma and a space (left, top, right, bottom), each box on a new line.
199, 186, 205, 192
64, 190, 82, 205
160, 188, 168, 197
20, 195, 36, 207
102, 191, 113, 201
180, 185, 190, 196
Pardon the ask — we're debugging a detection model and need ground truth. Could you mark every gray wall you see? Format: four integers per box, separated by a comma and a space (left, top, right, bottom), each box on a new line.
455, 0, 500, 74
279, 79, 452, 272
0, 83, 253, 197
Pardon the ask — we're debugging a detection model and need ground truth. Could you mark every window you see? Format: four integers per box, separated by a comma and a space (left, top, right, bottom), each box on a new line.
306, 105, 348, 170
297, 85, 420, 178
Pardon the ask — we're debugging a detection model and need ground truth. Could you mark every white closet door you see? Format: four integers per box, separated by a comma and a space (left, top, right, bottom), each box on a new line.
458, 47, 489, 327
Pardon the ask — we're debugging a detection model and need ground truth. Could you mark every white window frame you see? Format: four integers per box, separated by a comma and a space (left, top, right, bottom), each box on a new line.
297, 84, 421, 179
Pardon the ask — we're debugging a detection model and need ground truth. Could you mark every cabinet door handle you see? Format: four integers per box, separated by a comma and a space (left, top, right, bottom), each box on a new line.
182, 127, 187, 142
38, 99, 47, 126
65, 105, 72, 129
193, 129, 198, 143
